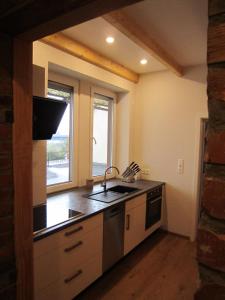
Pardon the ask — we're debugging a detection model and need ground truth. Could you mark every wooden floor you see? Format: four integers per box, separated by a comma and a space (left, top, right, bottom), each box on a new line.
76, 231, 199, 300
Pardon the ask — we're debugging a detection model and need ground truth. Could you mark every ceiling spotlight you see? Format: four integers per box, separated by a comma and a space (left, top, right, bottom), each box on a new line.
106, 36, 115, 44
140, 59, 148, 65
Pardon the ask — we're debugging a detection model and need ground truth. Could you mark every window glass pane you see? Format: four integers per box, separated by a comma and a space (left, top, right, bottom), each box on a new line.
92, 94, 113, 176
47, 81, 73, 186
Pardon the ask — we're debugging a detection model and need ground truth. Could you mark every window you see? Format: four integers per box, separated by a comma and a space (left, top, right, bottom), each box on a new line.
92, 93, 114, 177
46, 81, 74, 186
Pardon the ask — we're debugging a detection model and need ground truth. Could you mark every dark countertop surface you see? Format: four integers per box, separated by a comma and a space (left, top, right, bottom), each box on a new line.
33, 179, 164, 242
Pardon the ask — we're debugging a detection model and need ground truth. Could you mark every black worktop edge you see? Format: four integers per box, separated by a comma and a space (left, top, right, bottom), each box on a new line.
33, 181, 165, 242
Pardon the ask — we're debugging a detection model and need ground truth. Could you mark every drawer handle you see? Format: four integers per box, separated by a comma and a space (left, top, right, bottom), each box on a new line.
149, 197, 162, 204
64, 226, 83, 237
64, 241, 83, 253
64, 269, 82, 284
126, 214, 130, 230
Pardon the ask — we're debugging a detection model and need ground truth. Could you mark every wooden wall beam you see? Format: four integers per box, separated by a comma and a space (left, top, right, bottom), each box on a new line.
13, 37, 33, 300
103, 11, 183, 76
41, 33, 139, 83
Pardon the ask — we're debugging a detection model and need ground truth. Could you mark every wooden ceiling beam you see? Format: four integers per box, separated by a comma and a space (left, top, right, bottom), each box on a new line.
0, 0, 143, 40
103, 10, 183, 76
41, 33, 139, 83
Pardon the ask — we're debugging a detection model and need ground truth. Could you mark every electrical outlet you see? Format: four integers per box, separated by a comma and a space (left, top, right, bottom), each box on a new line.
145, 169, 150, 175
142, 168, 150, 175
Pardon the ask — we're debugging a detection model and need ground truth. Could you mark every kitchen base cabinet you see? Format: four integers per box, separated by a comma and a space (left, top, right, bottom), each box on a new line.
124, 189, 164, 256
34, 185, 164, 299
34, 213, 103, 300
36, 254, 102, 300
34, 226, 102, 292
34, 213, 102, 258
124, 194, 146, 255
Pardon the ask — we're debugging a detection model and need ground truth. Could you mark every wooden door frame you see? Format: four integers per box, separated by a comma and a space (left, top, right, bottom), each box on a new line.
11, 1, 142, 299
13, 37, 33, 300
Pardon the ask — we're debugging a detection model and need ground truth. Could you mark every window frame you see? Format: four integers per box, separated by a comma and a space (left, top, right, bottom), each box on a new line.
90, 86, 117, 182
47, 72, 79, 194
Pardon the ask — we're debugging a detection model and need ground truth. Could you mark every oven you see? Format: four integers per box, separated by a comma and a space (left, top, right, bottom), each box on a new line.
145, 186, 162, 229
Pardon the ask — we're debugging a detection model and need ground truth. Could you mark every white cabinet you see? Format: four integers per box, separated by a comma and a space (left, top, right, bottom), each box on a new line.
34, 187, 164, 299
34, 213, 103, 300
124, 194, 146, 255
35, 254, 101, 300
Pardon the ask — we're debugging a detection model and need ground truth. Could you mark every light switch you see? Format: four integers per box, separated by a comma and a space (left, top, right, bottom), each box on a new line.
177, 159, 184, 174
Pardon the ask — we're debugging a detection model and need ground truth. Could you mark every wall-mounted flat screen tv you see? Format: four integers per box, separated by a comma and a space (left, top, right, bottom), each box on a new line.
33, 96, 68, 140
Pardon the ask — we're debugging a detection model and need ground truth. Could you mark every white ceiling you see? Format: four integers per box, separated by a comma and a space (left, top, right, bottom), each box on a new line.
62, 0, 208, 74
63, 17, 166, 74
123, 0, 208, 67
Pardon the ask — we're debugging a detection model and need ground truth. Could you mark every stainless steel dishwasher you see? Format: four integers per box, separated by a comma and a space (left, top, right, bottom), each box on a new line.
103, 203, 125, 272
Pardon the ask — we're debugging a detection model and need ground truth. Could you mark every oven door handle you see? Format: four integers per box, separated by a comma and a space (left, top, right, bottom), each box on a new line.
148, 196, 162, 204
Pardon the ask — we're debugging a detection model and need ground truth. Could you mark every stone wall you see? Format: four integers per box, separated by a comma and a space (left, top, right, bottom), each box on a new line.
196, 0, 225, 298
0, 34, 16, 298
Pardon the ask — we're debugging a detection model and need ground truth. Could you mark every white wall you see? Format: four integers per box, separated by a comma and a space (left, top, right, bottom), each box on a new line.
133, 65, 208, 239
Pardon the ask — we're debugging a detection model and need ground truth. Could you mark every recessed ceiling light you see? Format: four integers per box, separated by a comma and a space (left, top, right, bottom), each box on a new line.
106, 36, 115, 44
140, 59, 148, 65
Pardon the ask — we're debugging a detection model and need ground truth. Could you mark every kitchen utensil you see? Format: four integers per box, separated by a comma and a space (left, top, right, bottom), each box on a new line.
122, 161, 135, 177
125, 164, 139, 177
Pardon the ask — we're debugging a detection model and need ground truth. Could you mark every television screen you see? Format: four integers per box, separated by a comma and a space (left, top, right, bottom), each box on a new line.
33, 96, 68, 140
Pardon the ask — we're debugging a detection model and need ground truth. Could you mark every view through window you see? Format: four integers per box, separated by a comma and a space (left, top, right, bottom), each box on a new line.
92, 94, 113, 176
47, 81, 73, 186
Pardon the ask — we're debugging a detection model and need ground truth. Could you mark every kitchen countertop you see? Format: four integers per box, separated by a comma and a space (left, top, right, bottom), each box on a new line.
33, 179, 164, 241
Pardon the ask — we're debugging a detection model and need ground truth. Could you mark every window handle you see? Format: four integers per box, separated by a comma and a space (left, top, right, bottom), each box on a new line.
92, 137, 97, 144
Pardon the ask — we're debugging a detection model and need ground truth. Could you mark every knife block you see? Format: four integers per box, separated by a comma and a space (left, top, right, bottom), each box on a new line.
121, 175, 135, 183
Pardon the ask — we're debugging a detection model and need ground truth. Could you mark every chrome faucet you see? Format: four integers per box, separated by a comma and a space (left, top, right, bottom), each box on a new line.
102, 166, 120, 192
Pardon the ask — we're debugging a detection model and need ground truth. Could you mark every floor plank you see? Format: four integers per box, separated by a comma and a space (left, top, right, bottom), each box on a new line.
76, 231, 199, 300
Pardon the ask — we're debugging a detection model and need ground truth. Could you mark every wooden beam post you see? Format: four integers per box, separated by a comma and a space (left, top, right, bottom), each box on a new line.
13, 37, 33, 300
41, 33, 139, 83
103, 11, 183, 76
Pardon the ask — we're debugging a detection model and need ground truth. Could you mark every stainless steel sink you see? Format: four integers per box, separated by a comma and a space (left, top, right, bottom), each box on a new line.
85, 185, 140, 203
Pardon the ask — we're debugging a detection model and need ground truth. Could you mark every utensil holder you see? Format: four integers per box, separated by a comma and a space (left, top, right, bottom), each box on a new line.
121, 175, 135, 183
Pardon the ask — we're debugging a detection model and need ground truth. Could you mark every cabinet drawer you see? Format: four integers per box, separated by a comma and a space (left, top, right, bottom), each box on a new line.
34, 213, 103, 259
34, 225, 103, 292
35, 253, 102, 300
125, 194, 146, 211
